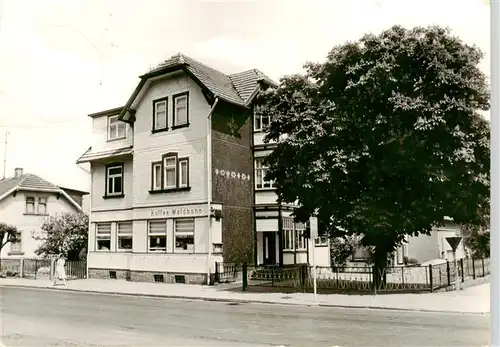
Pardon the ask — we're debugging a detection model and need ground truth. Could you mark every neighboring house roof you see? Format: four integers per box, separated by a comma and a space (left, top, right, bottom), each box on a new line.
59, 187, 89, 196
0, 173, 83, 211
117, 53, 276, 122
76, 145, 133, 164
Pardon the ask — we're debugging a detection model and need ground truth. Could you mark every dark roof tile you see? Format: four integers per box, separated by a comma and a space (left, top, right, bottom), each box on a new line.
149, 53, 275, 107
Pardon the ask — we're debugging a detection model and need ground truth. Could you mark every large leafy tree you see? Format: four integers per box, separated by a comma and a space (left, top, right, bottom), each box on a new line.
34, 212, 89, 261
0, 223, 19, 253
257, 25, 490, 283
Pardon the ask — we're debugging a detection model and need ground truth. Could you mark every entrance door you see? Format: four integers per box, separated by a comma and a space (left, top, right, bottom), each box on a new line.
263, 232, 276, 265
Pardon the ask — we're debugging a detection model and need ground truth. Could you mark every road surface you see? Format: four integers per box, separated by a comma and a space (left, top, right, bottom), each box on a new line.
0, 286, 489, 346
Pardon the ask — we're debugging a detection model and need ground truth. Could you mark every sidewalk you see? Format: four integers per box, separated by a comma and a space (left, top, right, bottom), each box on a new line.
0, 278, 490, 314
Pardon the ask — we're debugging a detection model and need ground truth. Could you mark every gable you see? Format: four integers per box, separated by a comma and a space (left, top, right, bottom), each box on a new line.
118, 53, 276, 123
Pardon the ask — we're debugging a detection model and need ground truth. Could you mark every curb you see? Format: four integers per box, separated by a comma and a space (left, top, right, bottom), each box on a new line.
0, 283, 489, 315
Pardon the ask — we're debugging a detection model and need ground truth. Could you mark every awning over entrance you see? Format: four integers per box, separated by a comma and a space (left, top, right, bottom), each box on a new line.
76, 146, 133, 164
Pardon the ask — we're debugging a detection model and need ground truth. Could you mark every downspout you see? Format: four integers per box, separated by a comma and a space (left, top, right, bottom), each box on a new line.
206, 97, 219, 285
87, 166, 93, 278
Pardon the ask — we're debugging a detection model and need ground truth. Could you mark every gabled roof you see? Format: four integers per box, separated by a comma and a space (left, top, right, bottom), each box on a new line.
117, 53, 276, 121
0, 173, 83, 211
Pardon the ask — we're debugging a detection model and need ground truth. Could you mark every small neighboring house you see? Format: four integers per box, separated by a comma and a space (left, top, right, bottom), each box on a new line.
349, 218, 466, 266
0, 168, 88, 259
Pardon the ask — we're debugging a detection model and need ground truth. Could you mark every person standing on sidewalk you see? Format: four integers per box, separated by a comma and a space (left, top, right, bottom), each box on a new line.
53, 254, 67, 287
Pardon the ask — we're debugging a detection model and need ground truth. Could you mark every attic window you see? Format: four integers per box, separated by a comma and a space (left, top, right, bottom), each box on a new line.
108, 115, 126, 140
173, 92, 189, 128
25, 197, 35, 214
254, 105, 270, 131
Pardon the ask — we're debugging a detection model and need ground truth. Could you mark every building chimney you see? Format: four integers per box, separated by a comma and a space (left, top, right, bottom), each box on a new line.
14, 167, 24, 177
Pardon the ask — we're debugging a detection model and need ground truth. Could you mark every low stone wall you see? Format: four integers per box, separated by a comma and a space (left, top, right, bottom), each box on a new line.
88, 268, 207, 285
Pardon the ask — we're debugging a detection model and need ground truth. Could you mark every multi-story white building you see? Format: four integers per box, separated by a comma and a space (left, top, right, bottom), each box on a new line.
77, 54, 329, 285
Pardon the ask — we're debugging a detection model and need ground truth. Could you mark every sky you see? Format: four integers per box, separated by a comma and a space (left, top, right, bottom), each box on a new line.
0, 0, 490, 192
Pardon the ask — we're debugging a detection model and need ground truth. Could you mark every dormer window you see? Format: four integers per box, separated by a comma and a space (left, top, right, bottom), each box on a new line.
153, 97, 168, 132
172, 92, 189, 128
108, 115, 126, 140
254, 105, 270, 131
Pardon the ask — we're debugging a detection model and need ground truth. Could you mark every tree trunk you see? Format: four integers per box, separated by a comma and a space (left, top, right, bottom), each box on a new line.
372, 249, 389, 291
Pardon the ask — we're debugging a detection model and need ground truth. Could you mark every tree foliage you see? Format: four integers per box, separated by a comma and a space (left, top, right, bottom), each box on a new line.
0, 223, 19, 252
461, 201, 490, 257
34, 212, 89, 261
330, 235, 362, 268
256, 25, 490, 272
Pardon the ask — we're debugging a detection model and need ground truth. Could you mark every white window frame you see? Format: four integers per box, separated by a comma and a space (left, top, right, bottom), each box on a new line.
314, 236, 329, 247
117, 221, 133, 252
163, 156, 177, 189
152, 162, 162, 191
282, 218, 294, 251
253, 105, 270, 131
255, 158, 274, 190
25, 196, 35, 214
10, 231, 22, 253
37, 197, 47, 215
179, 159, 189, 188
96, 223, 111, 251
153, 98, 168, 131
173, 93, 188, 126
148, 220, 167, 252
295, 223, 307, 251
174, 219, 195, 253
108, 115, 126, 140
106, 165, 123, 196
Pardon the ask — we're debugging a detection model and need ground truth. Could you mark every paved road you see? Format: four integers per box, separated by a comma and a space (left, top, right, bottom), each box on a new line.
0, 286, 489, 347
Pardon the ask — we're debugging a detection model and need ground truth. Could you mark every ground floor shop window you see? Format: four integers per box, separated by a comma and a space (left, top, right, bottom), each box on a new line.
96, 223, 111, 251
148, 220, 167, 252
174, 218, 194, 253
117, 221, 133, 251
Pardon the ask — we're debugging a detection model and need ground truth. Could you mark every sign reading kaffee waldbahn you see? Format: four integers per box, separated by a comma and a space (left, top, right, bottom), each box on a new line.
150, 207, 204, 218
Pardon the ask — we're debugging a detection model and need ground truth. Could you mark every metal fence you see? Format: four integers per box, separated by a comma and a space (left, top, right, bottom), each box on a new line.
1, 258, 87, 280
65, 260, 87, 279
214, 262, 242, 283
22, 258, 52, 279
215, 256, 490, 293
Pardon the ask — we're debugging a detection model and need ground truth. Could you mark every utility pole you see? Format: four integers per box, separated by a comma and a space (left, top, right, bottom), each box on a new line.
3, 131, 9, 179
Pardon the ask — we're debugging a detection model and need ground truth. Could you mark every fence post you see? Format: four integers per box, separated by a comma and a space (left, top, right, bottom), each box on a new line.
372, 266, 377, 295
429, 264, 433, 292
401, 267, 405, 288
19, 258, 24, 278
481, 257, 485, 277
460, 258, 465, 283
446, 260, 451, 286
49, 258, 55, 281
472, 256, 476, 280
214, 261, 219, 284
242, 263, 247, 292
35, 259, 38, 280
